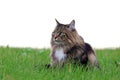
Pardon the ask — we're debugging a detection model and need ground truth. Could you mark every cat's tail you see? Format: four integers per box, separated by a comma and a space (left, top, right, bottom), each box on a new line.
85, 43, 100, 69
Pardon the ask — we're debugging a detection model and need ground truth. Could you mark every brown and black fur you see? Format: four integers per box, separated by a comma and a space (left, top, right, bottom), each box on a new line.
67, 43, 99, 68
47, 19, 99, 68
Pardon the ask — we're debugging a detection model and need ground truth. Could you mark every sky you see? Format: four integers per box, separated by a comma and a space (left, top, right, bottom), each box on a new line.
0, 0, 120, 48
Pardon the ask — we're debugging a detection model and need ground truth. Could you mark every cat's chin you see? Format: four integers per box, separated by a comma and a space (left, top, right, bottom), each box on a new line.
54, 41, 64, 45
52, 41, 65, 46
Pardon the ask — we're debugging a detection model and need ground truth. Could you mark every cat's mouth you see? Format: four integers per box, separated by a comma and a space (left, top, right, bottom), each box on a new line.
54, 41, 64, 45
52, 38, 65, 45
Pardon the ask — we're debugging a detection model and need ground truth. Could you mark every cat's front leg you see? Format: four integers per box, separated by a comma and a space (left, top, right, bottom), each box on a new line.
45, 52, 57, 68
50, 53, 58, 67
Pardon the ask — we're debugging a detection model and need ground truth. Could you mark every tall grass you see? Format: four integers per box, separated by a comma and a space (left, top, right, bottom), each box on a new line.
0, 46, 120, 80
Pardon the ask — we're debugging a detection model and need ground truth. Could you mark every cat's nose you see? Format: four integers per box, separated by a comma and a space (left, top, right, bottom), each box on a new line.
53, 38, 57, 41
54, 36, 60, 41
54, 35, 59, 40
55, 37, 58, 41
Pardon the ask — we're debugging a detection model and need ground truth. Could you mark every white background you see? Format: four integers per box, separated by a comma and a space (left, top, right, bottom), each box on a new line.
0, 0, 120, 48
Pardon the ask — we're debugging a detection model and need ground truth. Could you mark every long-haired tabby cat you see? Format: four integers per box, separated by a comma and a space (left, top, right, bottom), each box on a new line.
48, 19, 99, 68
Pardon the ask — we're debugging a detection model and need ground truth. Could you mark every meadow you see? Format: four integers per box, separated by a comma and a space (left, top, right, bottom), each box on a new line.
0, 46, 120, 80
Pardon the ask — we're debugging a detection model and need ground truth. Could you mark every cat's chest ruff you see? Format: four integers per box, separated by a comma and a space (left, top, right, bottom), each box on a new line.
55, 48, 66, 62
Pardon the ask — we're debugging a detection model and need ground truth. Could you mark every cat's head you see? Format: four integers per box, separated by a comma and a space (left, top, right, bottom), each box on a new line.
51, 19, 84, 48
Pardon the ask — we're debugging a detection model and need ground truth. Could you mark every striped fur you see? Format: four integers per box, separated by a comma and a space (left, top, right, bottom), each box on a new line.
49, 19, 99, 68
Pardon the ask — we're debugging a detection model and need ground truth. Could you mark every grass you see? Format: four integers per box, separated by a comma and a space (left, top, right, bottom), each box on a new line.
0, 46, 120, 80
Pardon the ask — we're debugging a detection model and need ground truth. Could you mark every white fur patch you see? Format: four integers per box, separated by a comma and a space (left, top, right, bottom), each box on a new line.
55, 48, 66, 62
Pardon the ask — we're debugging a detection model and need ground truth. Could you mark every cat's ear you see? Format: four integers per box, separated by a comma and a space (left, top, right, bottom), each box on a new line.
68, 20, 75, 31
55, 19, 60, 26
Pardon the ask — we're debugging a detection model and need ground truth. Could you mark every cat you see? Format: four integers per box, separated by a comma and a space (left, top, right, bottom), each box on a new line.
47, 19, 99, 68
